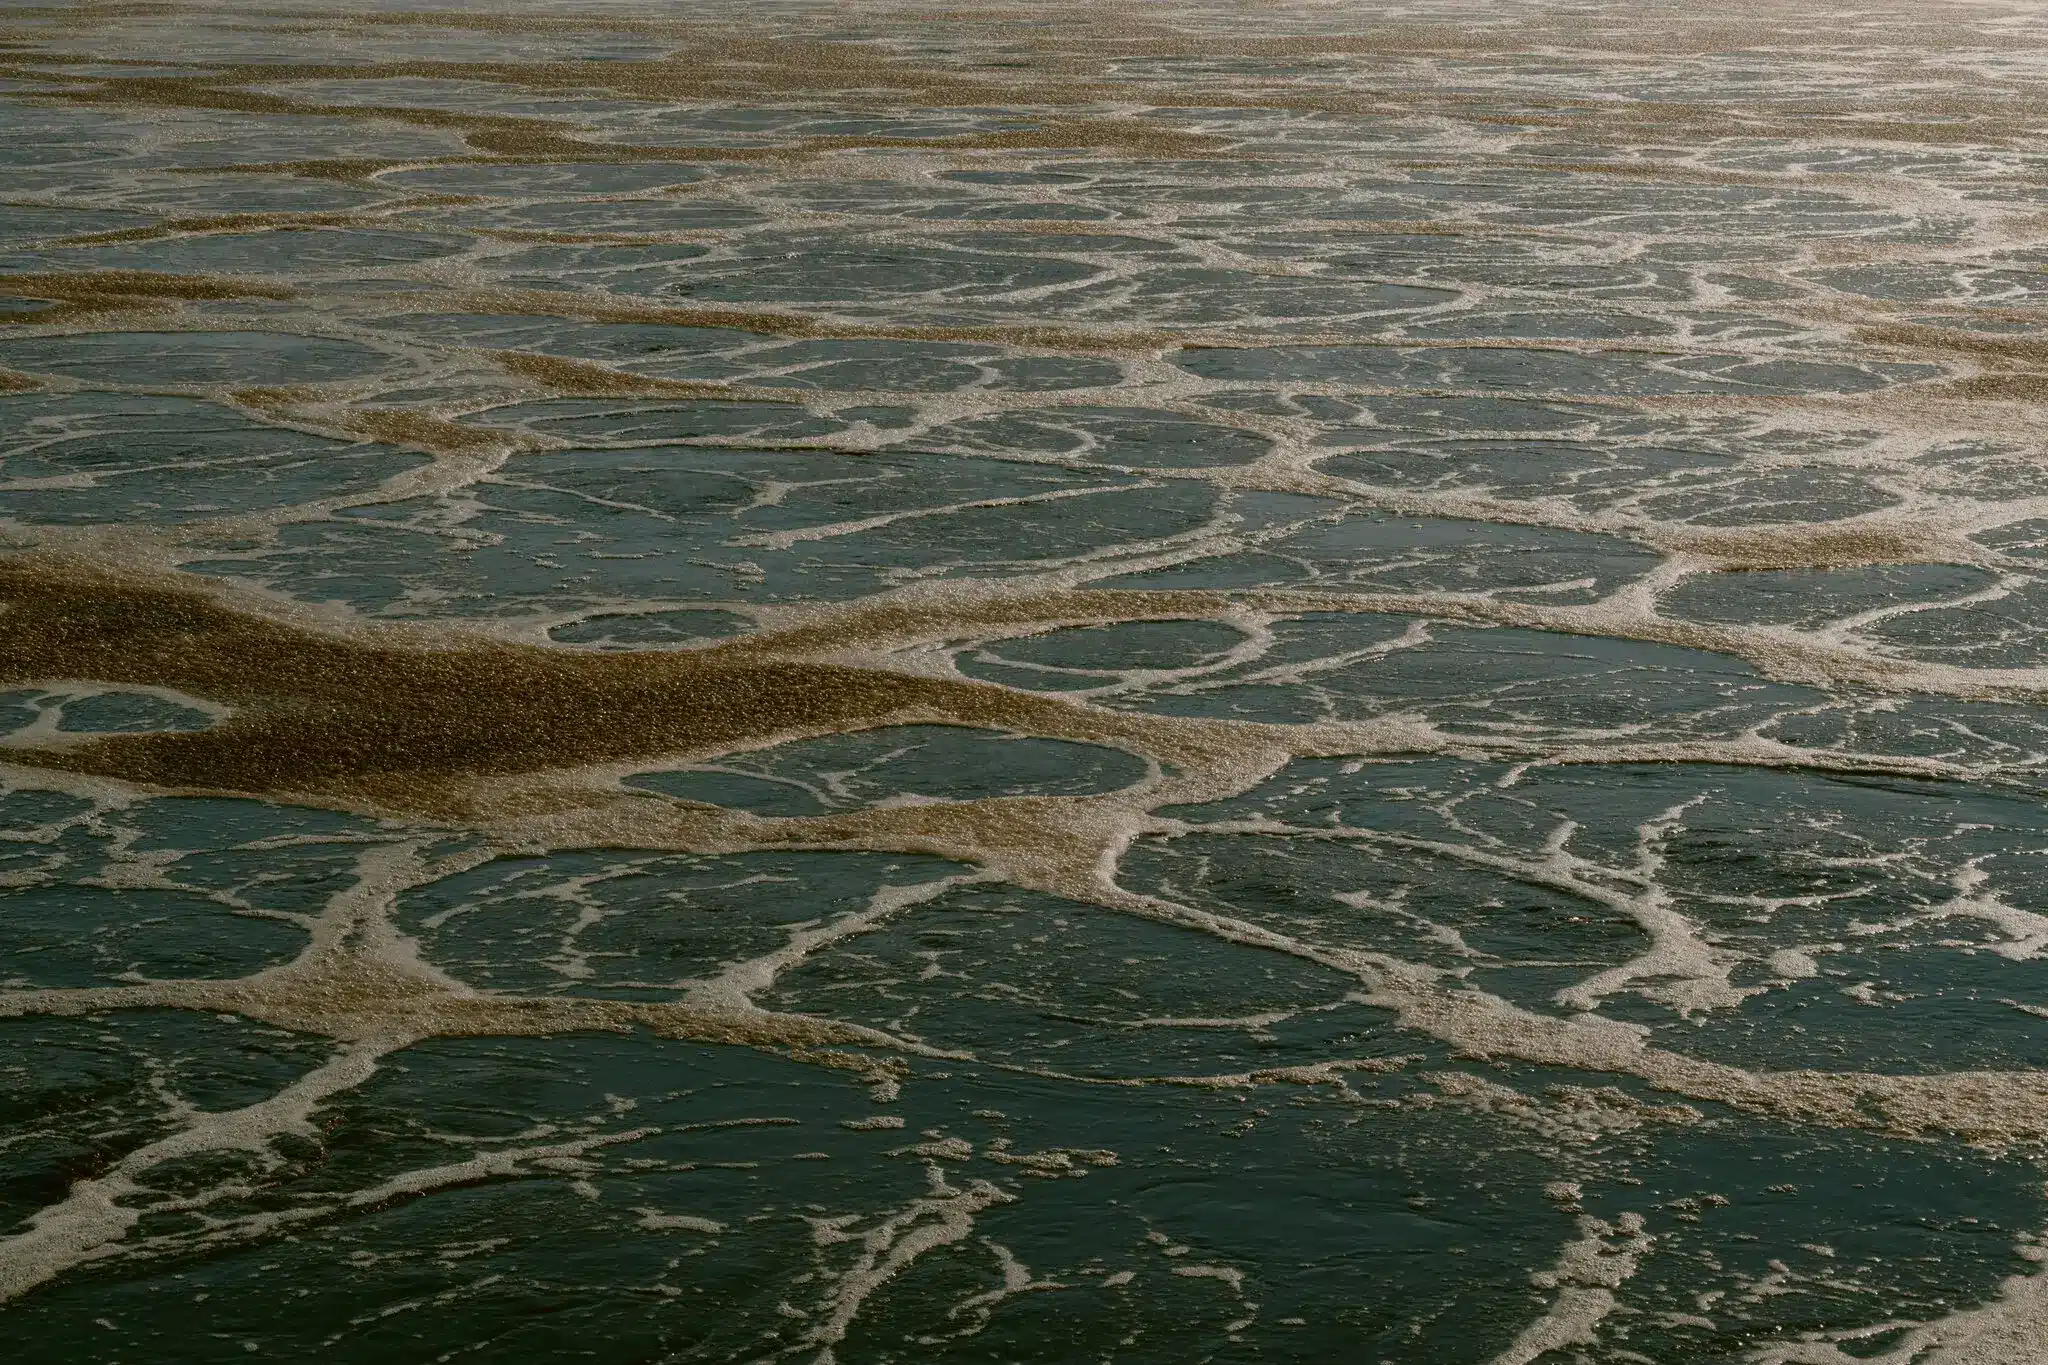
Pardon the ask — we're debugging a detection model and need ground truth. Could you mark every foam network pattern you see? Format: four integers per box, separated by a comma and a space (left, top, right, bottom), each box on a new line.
4, 1, 2048, 1360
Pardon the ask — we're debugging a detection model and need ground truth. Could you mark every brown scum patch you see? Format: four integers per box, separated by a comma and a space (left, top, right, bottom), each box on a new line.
333, 409, 516, 455
1931, 372, 2048, 403
1856, 322, 2048, 370
0, 270, 294, 302
10, 1, 2047, 98
1648, 521, 1974, 571
25, 63, 1234, 164
460, 288, 1179, 355
0, 270, 295, 326
492, 350, 779, 400
227, 385, 328, 407
53, 211, 372, 247
59, 0, 2026, 61
182, 158, 417, 183
463, 290, 1790, 359
225, 391, 517, 460
0, 562, 1257, 818
225, 389, 522, 458
30, 11, 2030, 170
1852, 322, 2048, 403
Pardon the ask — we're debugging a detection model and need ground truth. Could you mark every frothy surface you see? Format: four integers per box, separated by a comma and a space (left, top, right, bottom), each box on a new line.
5, 1, 2048, 1359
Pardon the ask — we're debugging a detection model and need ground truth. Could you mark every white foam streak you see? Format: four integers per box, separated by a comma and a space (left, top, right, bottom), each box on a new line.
0, 1043, 383, 1304
1491, 1213, 1652, 1365
1752, 1245, 2048, 1364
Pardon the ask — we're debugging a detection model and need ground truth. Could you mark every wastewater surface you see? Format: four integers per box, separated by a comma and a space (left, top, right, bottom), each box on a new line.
4, 1, 2048, 1360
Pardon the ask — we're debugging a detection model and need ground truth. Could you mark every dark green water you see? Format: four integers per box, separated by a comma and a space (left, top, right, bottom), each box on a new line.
4, 1, 2048, 1360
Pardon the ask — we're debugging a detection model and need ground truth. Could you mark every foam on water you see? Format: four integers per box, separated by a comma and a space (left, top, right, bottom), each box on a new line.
6, 0, 2048, 1358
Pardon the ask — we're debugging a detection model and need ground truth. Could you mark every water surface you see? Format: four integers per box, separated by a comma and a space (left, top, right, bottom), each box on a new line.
4, 1, 2048, 1360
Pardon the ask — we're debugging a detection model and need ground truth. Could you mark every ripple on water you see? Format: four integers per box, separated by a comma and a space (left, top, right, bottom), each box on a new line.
395, 848, 973, 997
624, 724, 1152, 816
0, 392, 429, 525
0, 1010, 335, 1229
1151, 757, 2048, 1062
0, 790, 394, 989
381, 310, 1133, 391
1098, 510, 1660, 602
918, 406, 1272, 469
472, 394, 848, 443
373, 162, 723, 196
546, 607, 752, 649
1176, 342, 1943, 397
0, 686, 218, 742
1077, 616, 1819, 739
0, 331, 408, 385
29, 228, 471, 277
188, 449, 1219, 617
961, 619, 1254, 692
